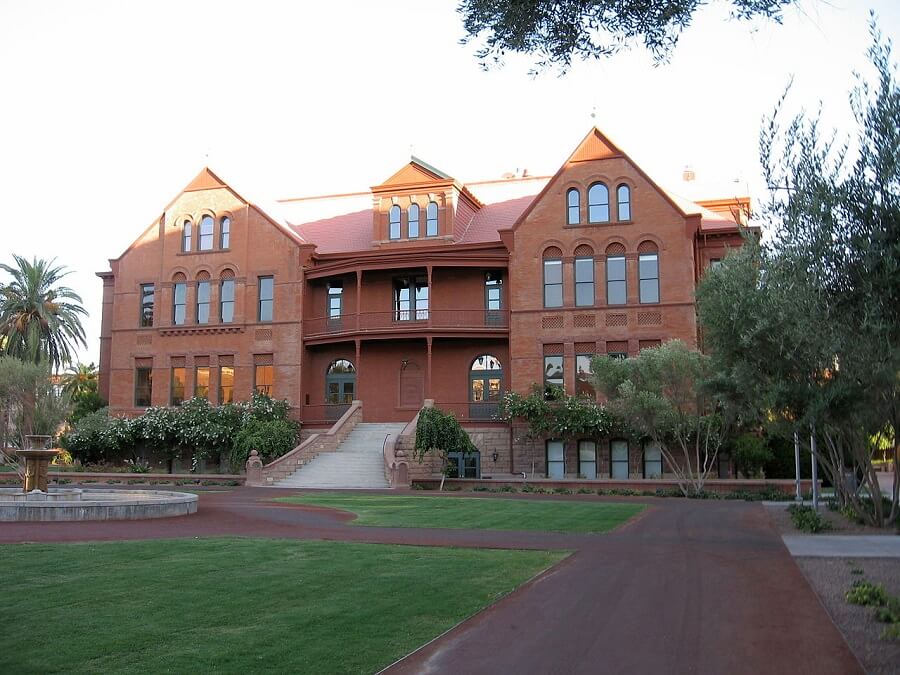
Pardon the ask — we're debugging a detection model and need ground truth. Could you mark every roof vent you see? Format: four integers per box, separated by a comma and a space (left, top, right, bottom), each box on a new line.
682, 165, 696, 182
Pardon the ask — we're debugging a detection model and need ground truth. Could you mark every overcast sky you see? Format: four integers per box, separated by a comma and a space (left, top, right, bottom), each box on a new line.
1, 0, 898, 366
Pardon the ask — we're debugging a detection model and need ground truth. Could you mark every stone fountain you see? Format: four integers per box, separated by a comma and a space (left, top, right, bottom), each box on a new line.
0, 435, 199, 522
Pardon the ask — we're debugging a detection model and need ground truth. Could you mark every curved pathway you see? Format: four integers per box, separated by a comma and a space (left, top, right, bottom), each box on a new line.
0, 487, 862, 674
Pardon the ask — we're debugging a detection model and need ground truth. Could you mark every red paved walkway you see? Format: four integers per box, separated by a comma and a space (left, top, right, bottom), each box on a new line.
0, 487, 862, 674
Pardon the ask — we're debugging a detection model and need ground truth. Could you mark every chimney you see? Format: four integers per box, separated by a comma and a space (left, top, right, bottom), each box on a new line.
682, 165, 696, 182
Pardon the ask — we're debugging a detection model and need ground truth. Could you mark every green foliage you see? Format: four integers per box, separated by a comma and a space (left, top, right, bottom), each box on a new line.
59, 409, 130, 464
69, 389, 106, 425
846, 580, 889, 607
230, 418, 299, 471
730, 433, 773, 478
497, 384, 613, 440
413, 407, 477, 467
787, 504, 831, 533
874, 597, 900, 624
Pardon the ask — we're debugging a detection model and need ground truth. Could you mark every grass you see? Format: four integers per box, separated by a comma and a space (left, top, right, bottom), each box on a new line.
275, 493, 644, 533
0, 538, 565, 674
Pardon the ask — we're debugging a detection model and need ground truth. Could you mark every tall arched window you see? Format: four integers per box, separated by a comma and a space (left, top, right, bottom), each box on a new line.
588, 183, 610, 223
567, 188, 580, 225
426, 201, 438, 236
172, 273, 187, 325
199, 215, 214, 251
542, 246, 563, 308
220, 216, 231, 248
181, 219, 192, 252
326, 359, 356, 413
407, 203, 420, 238
617, 184, 631, 221
388, 205, 401, 240
220, 269, 235, 323
606, 243, 627, 305
638, 241, 659, 304
574, 244, 595, 307
196, 272, 211, 324
469, 354, 502, 419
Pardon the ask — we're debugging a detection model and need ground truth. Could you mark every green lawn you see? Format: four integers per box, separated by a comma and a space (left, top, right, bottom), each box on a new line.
0, 538, 564, 674
275, 493, 644, 533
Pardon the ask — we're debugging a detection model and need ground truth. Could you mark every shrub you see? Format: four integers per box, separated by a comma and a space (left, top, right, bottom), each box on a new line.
229, 418, 299, 471
874, 597, 900, 624
730, 433, 773, 478
788, 504, 831, 533
846, 580, 889, 607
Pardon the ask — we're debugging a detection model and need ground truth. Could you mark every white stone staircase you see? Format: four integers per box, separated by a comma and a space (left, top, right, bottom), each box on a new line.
271, 423, 406, 489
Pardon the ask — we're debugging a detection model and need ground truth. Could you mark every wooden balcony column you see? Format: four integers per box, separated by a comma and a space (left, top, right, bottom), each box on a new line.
355, 339, 361, 381
355, 269, 363, 332
426, 265, 433, 328
426, 336, 433, 399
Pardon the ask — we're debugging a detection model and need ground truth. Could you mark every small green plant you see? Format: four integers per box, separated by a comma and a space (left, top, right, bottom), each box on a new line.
410, 483, 425, 490
577, 487, 593, 494
874, 597, 900, 624
787, 504, 831, 533
846, 580, 889, 607
498, 485, 517, 493
553, 487, 572, 495
882, 624, 900, 642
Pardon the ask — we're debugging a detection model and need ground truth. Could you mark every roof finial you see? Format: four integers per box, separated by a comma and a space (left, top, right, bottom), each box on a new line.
590, 105, 597, 126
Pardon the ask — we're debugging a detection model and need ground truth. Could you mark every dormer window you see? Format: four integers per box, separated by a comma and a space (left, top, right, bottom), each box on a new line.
389, 205, 401, 240
408, 203, 420, 238
199, 215, 214, 251
426, 201, 438, 237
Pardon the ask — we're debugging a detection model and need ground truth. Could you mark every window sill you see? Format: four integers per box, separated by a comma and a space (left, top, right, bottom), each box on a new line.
176, 249, 231, 256
565, 220, 633, 228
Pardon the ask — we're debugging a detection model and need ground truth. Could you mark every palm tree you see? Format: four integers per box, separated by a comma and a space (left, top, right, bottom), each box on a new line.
0, 255, 87, 372
61, 362, 98, 399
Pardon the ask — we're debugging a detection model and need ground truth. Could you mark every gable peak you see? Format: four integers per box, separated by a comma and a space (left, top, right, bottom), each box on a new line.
184, 167, 229, 192
377, 157, 455, 189
567, 127, 624, 163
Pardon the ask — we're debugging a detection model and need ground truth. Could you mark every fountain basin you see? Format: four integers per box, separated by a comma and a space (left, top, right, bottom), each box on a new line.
0, 488, 198, 522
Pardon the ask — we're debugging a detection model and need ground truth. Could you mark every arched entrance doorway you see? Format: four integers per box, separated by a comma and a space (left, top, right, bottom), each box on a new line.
469, 354, 502, 420
325, 359, 356, 420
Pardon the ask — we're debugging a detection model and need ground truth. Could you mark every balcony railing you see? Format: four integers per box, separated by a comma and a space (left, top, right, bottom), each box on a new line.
304, 309, 509, 338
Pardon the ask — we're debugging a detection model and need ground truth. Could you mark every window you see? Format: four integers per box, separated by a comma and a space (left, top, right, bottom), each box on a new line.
220, 216, 231, 249
326, 359, 356, 405
574, 256, 594, 306
255, 364, 273, 395
388, 205, 401, 240
546, 440, 565, 479
328, 281, 343, 318
576, 354, 595, 398
578, 440, 597, 479
611, 439, 629, 479
181, 219, 192, 252
567, 188, 580, 225
258, 276, 273, 322
485, 271, 502, 310
196, 277, 210, 324
199, 215, 214, 251
617, 184, 631, 221
446, 451, 481, 479
393, 276, 428, 321
588, 183, 610, 223
139, 283, 154, 327
220, 277, 234, 323
606, 254, 626, 305
644, 441, 663, 478
543, 257, 563, 307
426, 201, 438, 236
170, 367, 186, 406
469, 354, 502, 419
639, 252, 659, 304
407, 203, 420, 238
134, 367, 152, 407
173, 279, 187, 325
710, 258, 723, 270
195, 366, 210, 399
219, 365, 234, 404
543, 355, 563, 399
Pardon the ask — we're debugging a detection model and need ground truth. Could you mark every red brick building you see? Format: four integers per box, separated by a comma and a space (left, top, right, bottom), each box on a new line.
97, 128, 748, 478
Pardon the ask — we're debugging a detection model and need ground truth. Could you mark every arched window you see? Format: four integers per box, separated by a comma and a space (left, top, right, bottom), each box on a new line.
426, 201, 438, 237
567, 188, 580, 225
407, 203, 420, 238
220, 269, 235, 323
617, 184, 631, 221
574, 244, 594, 307
196, 272, 210, 324
172, 273, 187, 325
588, 183, 610, 223
388, 205, 401, 240
606, 243, 626, 305
220, 216, 231, 249
542, 246, 563, 308
469, 354, 502, 419
638, 241, 659, 304
326, 359, 356, 412
181, 219, 192, 252
199, 215, 214, 251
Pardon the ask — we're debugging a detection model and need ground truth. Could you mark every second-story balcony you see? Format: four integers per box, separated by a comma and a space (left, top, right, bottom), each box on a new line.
303, 309, 509, 342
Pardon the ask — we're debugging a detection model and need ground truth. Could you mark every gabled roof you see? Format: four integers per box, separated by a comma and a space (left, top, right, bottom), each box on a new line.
376, 157, 454, 188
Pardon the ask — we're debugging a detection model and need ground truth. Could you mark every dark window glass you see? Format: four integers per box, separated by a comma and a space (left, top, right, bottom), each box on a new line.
140, 283, 154, 327
255, 365, 273, 395
195, 366, 210, 399
196, 280, 210, 324
574, 257, 594, 306
134, 367, 152, 407
567, 188, 580, 225
258, 276, 273, 321
219, 366, 234, 404
220, 279, 234, 323
485, 271, 502, 310
606, 255, 626, 305
578, 440, 597, 478
426, 201, 438, 236
576, 354, 595, 397
182, 220, 192, 252
388, 205, 401, 240
611, 439, 629, 479
710, 258, 723, 269
170, 367, 185, 406
328, 281, 343, 318
393, 276, 428, 321
543, 355, 563, 399
547, 440, 565, 479
220, 216, 231, 248
588, 183, 610, 223
199, 215, 214, 251
639, 253, 659, 304
173, 282, 187, 325
543, 258, 563, 307
607, 351, 628, 360
617, 185, 631, 221
644, 441, 663, 478
407, 204, 420, 238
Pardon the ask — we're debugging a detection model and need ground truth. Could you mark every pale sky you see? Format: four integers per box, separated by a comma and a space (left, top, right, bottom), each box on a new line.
1, 0, 898, 366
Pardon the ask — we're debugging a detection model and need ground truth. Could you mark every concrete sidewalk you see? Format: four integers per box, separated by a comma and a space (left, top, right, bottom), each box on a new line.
783, 535, 900, 558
